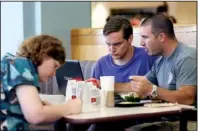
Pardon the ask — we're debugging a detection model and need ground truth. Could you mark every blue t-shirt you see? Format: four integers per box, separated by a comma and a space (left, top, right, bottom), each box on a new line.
1, 53, 40, 131
92, 47, 158, 83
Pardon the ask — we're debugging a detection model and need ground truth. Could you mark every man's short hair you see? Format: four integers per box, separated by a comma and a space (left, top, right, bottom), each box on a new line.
103, 16, 133, 40
141, 14, 175, 39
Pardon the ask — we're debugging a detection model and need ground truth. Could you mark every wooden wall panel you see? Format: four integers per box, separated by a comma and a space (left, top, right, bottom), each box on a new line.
71, 25, 196, 60
71, 45, 108, 60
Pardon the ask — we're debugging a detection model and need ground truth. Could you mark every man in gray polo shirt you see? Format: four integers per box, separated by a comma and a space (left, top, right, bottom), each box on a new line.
130, 14, 196, 106
128, 14, 196, 131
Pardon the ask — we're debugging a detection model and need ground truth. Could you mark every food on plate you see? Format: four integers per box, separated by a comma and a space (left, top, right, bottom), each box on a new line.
121, 92, 141, 102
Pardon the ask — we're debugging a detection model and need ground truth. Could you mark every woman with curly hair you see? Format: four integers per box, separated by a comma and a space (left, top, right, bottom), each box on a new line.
1, 35, 82, 131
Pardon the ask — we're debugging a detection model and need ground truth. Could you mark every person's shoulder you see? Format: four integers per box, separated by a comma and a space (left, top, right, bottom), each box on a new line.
171, 43, 196, 67
96, 54, 110, 64
1, 53, 39, 92
155, 56, 164, 64
134, 47, 146, 56
2, 53, 27, 65
135, 47, 148, 56
2, 53, 29, 62
93, 54, 110, 71
2, 53, 35, 73
135, 47, 159, 60
176, 43, 196, 60
181, 43, 196, 56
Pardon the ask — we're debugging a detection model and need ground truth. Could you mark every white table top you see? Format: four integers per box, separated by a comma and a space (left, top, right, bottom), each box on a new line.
64, 104, 195, 124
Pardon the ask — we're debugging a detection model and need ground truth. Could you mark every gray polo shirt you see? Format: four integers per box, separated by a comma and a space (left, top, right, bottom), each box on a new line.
146, 42, 196, 90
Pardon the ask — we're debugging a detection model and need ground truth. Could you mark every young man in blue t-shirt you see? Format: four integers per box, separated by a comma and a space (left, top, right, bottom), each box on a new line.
91, 16, 158, 94
85, 16, 158, 131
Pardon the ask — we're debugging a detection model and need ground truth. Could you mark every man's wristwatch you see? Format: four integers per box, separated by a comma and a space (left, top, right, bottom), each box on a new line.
149, 84, 158, 99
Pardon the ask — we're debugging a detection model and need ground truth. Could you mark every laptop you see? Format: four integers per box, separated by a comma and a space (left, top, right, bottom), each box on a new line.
56, 60, 84, 95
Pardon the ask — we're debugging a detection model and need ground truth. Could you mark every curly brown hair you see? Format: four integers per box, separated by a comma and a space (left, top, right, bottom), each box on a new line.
17, 34, 66, 66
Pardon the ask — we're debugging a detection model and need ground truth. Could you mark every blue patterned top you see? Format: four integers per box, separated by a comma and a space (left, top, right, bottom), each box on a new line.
1, 53, 40, 131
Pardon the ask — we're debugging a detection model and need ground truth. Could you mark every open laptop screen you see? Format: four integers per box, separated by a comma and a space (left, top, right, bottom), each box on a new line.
56, 60, 84, 95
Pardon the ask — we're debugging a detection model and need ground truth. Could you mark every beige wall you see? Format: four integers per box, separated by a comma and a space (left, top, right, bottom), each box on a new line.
174, 2, 197, 24
91, 2, 197, 28
71, 25, 196, 60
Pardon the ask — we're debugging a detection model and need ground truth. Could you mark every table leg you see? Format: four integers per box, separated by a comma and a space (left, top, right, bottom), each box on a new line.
180, 111, 188, 131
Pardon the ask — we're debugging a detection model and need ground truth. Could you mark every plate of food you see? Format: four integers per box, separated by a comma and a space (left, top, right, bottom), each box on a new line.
115, 92, 143, 107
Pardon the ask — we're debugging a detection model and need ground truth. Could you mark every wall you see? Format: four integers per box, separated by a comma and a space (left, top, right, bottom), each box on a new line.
71, 25, 196, 60
23, 2, 36, 39
1, 2, 91, 59
91, 2, 197, 28
1, 2, 24, 58
91, 2, 162, 28
175, 2, 197, 24
41, 2, 91, 59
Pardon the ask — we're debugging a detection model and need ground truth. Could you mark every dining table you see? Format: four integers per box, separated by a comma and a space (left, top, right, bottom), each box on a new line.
54, 104, 196, 131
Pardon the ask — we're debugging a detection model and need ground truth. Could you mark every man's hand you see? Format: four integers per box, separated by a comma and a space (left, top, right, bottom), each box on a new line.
86, 78, 100, 88
129, 76, 153, 98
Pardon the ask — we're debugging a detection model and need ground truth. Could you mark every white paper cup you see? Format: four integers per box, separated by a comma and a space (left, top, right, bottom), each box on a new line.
100, 76, 115, 107
100, 76, 115, 91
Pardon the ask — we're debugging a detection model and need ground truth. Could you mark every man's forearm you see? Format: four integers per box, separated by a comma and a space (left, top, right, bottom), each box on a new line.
157, 87, 195, 105
115, 83, 132, 93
